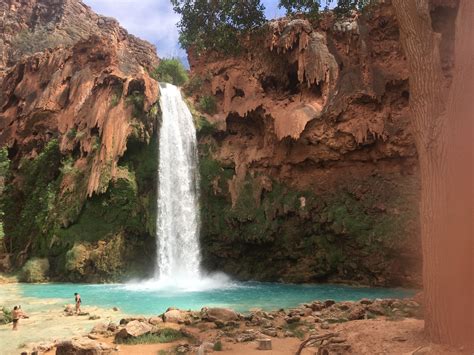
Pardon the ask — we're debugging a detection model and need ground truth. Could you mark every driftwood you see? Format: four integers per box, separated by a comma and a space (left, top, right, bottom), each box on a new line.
295, 333, 339, 355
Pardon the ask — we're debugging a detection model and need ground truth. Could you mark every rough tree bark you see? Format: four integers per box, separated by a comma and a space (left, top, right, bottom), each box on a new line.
392, 0, 473, 349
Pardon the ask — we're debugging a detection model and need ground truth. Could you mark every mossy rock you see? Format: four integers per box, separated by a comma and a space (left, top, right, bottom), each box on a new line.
19, 257, 50, 283
65, 243, 90, 274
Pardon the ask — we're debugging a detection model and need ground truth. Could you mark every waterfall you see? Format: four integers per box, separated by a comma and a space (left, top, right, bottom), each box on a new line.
155, 83, 201, 283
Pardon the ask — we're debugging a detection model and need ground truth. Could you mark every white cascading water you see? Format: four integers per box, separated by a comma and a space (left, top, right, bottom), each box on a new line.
125, 82, 230, 292
155, 82, 201, 284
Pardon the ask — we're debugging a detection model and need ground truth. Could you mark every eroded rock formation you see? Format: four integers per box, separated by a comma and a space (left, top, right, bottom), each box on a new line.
0, 0, 159, 281
188, 3, 421, 286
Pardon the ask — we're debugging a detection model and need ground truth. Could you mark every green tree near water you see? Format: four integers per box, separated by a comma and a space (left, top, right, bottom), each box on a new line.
171, 0, 266, 52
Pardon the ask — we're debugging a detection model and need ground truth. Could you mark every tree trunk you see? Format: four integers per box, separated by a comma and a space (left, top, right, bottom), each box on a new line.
392, 0, 473, 349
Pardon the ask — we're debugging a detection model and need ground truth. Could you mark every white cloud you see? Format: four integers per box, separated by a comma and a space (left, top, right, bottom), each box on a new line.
83, 0, 185, 59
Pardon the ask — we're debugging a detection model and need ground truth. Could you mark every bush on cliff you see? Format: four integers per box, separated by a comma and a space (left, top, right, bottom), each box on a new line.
199, 96, 217, 115
151, 58, 188, 86
19, 258, 50, 283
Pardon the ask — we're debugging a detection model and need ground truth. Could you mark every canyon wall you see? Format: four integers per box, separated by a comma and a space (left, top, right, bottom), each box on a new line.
0, 0, 422, 286
0, 0, 160, 281
188, 3, 421, 286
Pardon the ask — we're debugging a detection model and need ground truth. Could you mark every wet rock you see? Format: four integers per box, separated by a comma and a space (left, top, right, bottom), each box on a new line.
116, 320, 152, 338
89, 315, 100, 320
201, 307, 239, 322
112, 307, 119, 312
310, 301, 324, 311
56, 337, 114, 355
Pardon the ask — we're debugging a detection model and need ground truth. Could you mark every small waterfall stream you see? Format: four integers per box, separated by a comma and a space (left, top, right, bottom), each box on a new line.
155, 83, 201, 283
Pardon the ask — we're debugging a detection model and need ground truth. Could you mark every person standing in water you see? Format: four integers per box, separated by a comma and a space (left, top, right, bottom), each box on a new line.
74, 293, 82, 314
12, 306, 24, 330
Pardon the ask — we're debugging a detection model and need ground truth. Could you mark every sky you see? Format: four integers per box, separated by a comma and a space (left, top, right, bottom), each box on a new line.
83, 0, 285, 62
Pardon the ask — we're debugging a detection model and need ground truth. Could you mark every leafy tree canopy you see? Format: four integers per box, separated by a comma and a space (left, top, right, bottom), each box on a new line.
171, 0, 266, 52
279, 0, 375, 17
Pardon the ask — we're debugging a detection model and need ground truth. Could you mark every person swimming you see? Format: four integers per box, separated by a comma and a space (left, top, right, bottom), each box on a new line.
74, 293, 82, 314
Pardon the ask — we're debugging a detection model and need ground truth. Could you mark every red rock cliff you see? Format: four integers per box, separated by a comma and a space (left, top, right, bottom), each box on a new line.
190, 3, 421, 286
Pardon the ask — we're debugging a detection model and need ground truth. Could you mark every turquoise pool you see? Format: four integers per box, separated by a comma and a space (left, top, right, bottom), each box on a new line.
11, 281, 415, 315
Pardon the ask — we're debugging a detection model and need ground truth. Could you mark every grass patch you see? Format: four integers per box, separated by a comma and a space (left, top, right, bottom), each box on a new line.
116, 328, 184, 345
283, 321, 306, 340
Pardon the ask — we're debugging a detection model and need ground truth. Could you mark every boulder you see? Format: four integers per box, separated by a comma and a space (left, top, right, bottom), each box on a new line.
201, 307, 239, 322
90, 322, 108, 334
148, 316, 163, 325
116, 320, 152, 338
163, 309, 186, 323
56, 337, 114, 355
64, 304, 75, 316
348, 306, 366, 320
323, 300, 336, 308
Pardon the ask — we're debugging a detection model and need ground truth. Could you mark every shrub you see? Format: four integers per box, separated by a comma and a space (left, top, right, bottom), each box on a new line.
0, 307, 12, 324
184, 75, 204, 96
199, 95, 217, 115
213, 340, 223, 351
125, 91, 145, 117
19, 258, 50, 283
151, 58, 188, 86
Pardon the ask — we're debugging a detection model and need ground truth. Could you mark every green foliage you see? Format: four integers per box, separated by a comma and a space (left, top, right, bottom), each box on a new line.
213, 340, 223, 351
0, 147, 10, 242
171, 0, 266, 52
199, 95, 217, 115
3, 139, 62, 253
279, 0, 321, 17
11, 27, 71, 60
279, 0, 376, 18
115, 328, 184, 344
0, 307, 12, 324
151, 58, 188, 86
66, 128, 77, 140
19, 258, 50, 283
184, 75, 204, 96
196, 116, 217, 135
126, 91, 145, 117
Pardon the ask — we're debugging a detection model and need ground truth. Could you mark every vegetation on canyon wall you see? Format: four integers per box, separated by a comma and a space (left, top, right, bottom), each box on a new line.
198, 142, 419, 286
2, 103, 159, 282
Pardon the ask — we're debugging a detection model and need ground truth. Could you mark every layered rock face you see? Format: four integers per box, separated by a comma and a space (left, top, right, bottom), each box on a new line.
189, 4, 421, 286
0, 0, 160, 281
0, 0, 158, 73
